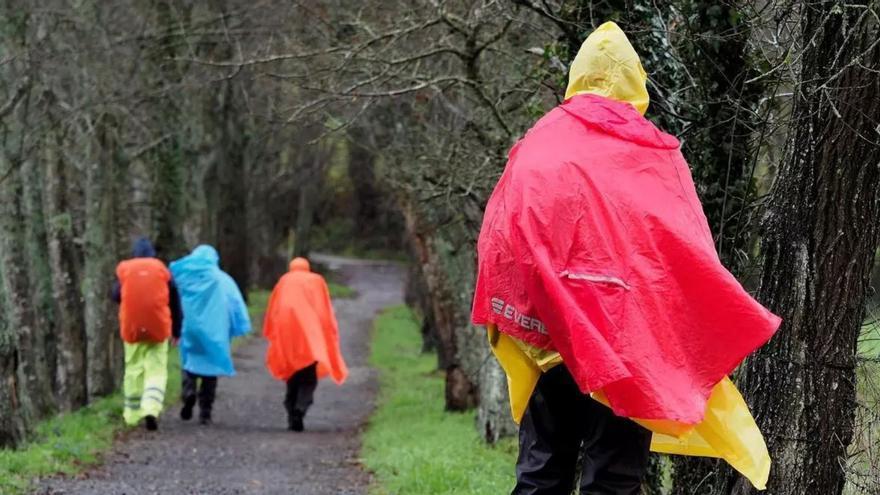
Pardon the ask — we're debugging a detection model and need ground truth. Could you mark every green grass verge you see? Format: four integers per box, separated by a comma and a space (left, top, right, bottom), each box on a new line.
329, 281, 357, 299
0, 393, 121, 493
0, 291, 270, 494
0, 348, 183, 494
363, 305, 517, 495
248, 289, 272, 320
251, 283, 355, 303
848, 321, 880, 494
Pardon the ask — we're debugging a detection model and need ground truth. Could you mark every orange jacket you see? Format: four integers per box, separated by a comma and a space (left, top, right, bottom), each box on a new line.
263, 258, 348, 383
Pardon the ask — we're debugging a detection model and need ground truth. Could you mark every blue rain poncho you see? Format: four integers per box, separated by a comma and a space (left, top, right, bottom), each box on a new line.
170, 245, 251, 377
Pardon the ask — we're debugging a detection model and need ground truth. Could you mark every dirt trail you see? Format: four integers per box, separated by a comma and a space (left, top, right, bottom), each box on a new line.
37, 258, 404, 495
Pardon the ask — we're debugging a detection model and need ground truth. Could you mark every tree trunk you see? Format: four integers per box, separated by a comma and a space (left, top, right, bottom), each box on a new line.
293, 138, 331, 259
108, 155, 130, 387
203, 78, 250, 295
146, 0, 190, 261
21, 159, 58, 396
401, 200, 478, 410
0, 159, 35, 447
0, 161, 54, 419
293, 180, 316, 259
150, 142, 187, 260
82, 116, 123, 399
0, 289, 27, 447
476, 356, 517, 442
722, 4, 880, 494
405, 259, 439, 353
42, 128, 88, 411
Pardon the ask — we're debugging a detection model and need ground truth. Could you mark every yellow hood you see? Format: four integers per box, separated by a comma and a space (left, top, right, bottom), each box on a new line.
565, 21, 650, 115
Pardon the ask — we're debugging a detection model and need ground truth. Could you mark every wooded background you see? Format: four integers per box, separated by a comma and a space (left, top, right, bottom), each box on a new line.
1, 1, 878, 494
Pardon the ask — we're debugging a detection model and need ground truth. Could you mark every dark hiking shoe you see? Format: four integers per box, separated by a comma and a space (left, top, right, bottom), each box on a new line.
288, 415, 304, 432
145, 415, 158, 431
180, 397, 195, 421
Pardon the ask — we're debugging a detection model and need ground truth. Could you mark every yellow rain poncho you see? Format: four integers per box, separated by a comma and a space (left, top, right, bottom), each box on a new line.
484, 21, 771, 491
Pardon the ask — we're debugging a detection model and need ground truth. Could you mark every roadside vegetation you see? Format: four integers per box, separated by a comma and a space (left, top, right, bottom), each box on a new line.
363, 306, 517, 494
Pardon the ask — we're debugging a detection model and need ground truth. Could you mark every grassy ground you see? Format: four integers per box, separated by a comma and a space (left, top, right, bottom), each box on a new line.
363, 305, 517, 495
0, 349, 184, 494
0, 394, 122, 494
848, 319, 880, 494
249, 282, 355, 325
329, 281, 358, 299
248, 289, 272, 320
0, 290, 271, 494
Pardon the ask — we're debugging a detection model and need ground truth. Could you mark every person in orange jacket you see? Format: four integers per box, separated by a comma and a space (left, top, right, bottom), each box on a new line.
263, 258, 348, 431
112, 237, 183, 431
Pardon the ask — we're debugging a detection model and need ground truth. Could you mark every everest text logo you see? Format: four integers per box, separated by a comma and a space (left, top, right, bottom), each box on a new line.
491, 297, 547, 335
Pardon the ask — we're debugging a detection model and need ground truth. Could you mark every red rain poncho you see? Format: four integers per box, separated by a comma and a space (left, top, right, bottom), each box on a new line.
264, 258, 348, 384
472, 93, 781, 424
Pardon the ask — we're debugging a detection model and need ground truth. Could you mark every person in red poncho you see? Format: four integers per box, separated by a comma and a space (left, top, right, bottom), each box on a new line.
263, 257, 348, 431
472, 22, 781, 494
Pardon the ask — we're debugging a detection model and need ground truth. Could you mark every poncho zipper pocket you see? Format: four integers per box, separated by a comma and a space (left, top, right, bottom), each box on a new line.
559, 270, 631, 291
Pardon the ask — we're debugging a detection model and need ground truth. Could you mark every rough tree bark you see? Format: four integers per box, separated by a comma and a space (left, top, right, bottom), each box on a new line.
0, 162, 55, 420
108, 153, 130, 387
293, 182, 317, 259
147, 0, 189, 260
721, 4, 880, 494
21, 159, 58, 395
201, 0, 251, 294
0, 85, 55, 420
42, 124, 88, 411
0, 280, 27, 447
400, 198, 491, 412
293, 134, 332, 260
203, 80, 250, 294
404, 259, 439, 353
0, 155, 36, 446
82, 115, 124, 399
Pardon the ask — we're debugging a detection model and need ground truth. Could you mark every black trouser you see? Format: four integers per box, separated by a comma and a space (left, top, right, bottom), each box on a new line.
285, 363, 318, 420
182, 371, 218, 419
514, 365, 651, 495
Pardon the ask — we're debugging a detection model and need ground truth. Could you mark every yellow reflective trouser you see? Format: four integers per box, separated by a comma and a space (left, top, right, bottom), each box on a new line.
123, 340, 169, 425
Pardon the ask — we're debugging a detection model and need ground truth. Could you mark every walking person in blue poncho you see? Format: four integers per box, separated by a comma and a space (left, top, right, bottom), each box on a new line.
170, 245, 251, 425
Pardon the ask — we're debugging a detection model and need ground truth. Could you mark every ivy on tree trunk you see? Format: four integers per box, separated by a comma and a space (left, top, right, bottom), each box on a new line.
723, 3, 880, 494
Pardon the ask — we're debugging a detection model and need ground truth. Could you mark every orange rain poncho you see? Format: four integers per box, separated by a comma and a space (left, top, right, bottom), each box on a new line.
263, 258, 348, 384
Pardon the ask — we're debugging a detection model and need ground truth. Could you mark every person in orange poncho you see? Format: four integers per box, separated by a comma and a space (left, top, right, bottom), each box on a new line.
263, 257, 348, 431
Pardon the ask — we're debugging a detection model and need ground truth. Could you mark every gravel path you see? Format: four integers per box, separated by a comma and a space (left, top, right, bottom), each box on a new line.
37, 259, 404, 495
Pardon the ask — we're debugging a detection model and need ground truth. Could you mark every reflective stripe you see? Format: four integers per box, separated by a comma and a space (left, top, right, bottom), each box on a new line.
560, 270, 631, 291
144, 396, 164, 404
124, 404, 142, 409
